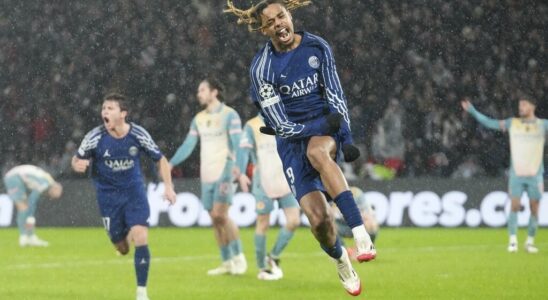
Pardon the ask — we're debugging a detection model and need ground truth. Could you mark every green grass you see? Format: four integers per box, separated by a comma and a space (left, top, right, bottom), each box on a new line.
0, 227, 547, 299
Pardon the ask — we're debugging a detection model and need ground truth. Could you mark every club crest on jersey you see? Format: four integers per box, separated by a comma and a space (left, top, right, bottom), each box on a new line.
129, 146, 138, 156
308, 55, 320, 69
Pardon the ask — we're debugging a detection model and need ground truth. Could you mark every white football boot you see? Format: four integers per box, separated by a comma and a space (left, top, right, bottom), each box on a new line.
27, 235, 49, 247
231, 253, 248, 275
507, 243, 518, 253
524, 243, 539, 254
354, 227, 376, 262
207, 260, 234, 276
336, 247, 361, 296
19, 235, 29, 247
266, 254, 283, 278
257, 269, 282, 281
136, 287, 149, 300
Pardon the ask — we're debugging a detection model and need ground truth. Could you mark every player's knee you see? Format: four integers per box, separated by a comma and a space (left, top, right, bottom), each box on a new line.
15, 202, 29, 212
285, 214, 300, 231
130, 226, 148, 246
306, 145, 331, 170
210, 211, 228, 226
116, 241, 130, 255
255, 215, 270, 233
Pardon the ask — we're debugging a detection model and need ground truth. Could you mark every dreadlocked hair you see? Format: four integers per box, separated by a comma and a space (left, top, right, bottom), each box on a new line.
224, 0, 311, 32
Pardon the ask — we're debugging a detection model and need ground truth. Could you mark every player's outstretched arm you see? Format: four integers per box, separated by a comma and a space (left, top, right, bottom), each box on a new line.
157, 156, 176, 205
71, 156, 90, 173
461, 100, 507, 131
169, 132, 198, 167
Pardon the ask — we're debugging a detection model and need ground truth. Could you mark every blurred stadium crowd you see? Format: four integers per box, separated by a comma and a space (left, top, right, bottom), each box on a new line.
1, 0, 546, 179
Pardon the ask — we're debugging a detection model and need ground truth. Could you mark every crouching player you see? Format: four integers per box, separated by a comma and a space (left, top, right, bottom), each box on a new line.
3, 165, 63, 247
72, 93, 176, 300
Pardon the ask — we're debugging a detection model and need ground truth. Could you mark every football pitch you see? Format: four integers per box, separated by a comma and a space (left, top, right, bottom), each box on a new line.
1, 227, 546, 300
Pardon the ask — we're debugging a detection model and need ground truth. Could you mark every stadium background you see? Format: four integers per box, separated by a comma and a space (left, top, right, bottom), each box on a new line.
1, 1, 546, 180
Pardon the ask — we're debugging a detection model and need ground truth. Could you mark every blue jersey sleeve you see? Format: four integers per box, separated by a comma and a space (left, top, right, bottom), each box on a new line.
468, 106, 509, 131
318, 38, 353, 145
170, 118, 199, 166
131, 124, 163, 162
250, 47, 326, 140
543, 119, 548, 131
76, 126, 104, 159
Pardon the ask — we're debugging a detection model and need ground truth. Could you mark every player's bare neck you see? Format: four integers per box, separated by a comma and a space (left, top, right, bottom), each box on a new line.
273, 33, 302, 53
108, 122, 130, 139
522, 114, 536, 122
206, 99, 221, 113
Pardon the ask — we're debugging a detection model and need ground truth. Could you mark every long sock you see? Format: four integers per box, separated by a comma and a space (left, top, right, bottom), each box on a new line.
271, 228, 295, 258
16, 209, 32, 235
507, 211, 518, 236
220, 245, 232, 261
229, 239, 243, 256
254, 234, 267, 269
334, 191, 363, 229
134, 245, 150, 287
527, 216, 538, 240
320, 236, 343, 259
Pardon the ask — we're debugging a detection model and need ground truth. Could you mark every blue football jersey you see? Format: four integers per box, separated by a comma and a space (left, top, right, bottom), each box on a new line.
76, 123, 163, 190
249, 31, 352, 144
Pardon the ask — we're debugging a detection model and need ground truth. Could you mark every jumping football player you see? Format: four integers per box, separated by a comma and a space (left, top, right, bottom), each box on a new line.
225, 0, 376, 295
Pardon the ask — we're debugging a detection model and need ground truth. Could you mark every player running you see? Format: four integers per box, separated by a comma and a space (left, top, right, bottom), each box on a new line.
236, 114, 300, 280
3, 165, 63, 247
462, 97, 547, 253
72, 93, 176, 300
169, 78, 247, 276
225, 0, 375, 295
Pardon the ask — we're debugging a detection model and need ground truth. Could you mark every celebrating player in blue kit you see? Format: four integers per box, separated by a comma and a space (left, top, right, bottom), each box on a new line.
72, 93, 176, 300
225, 0, 375, 296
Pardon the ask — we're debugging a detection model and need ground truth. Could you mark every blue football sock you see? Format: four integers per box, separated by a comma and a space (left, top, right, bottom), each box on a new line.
321, 236, 343, 259
134, 245, 150, 287
220, 245, 232, 261
271, 228, 294, 258
16, 209, 31, 235
507, 211, 518, 236
334, 191, 363, 229
229, 239, 243, 256
527, 215, 538, 238
254, 234, 267, 269
16, 210, 28, 235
